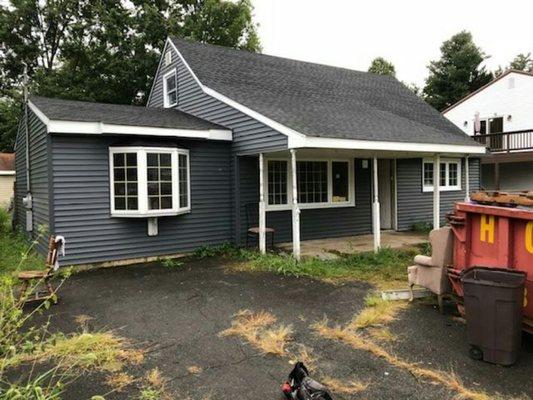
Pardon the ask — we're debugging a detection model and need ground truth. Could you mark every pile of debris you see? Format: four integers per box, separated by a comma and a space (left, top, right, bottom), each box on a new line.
471, 190, 533, 207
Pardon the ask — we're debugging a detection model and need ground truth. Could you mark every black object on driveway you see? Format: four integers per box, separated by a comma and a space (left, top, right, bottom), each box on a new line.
282, 362, 333, 400
461, 267, 527, 366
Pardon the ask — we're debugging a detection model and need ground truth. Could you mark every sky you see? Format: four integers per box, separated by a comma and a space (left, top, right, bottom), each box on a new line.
252, 0, 533, 87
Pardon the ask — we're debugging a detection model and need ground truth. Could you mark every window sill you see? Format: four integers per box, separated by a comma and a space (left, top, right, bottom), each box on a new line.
422, 186, 462, 193
111, 209, 191, 218
266, 202, 355, 212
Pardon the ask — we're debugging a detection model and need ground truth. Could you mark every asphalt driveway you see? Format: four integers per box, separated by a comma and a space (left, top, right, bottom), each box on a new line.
31, 259, 533, 399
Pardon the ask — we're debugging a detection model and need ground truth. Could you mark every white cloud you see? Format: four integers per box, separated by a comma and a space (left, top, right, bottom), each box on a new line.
252, 0, 533, 86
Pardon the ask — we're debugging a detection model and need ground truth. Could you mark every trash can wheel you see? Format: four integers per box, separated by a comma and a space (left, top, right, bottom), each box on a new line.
469, 345, 483, 361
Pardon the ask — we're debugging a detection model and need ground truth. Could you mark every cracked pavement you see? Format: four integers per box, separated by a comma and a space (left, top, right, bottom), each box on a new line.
34, 258, 533, 399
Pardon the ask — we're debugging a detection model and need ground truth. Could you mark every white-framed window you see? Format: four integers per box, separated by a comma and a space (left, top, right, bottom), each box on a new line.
265, 158, 354, 210
109, 146, 190, 217
163, 69, 177, 108
422, 158, 461, 192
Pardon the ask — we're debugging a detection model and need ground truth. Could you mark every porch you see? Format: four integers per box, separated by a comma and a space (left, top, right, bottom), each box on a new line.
278, 230, 428, 258
244, 145, 483, 261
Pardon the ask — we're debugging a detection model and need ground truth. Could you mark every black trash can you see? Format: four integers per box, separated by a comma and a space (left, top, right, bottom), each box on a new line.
461, 267, 527, 366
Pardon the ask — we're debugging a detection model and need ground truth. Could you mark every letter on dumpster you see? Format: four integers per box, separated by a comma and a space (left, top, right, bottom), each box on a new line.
526, 221, 533, 254
480, 215, 495, 244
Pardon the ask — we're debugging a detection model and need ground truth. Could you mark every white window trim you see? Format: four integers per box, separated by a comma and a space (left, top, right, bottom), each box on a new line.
263, 157, 355, 211
163, 69, 178, 108
109, 146, 190, 217
422, 158, 462, 192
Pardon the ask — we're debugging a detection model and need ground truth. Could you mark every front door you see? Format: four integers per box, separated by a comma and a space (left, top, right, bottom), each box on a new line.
378, 159, 394, 230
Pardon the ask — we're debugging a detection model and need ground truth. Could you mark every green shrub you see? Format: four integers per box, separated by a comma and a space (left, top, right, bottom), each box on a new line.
192, 242, 242, 259
162, 258, 184, 269
411, 221, 432, 234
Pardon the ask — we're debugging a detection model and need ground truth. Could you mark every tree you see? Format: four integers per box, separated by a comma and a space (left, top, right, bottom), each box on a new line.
423, 31, 492, 111
0, 0, 261, 151
495, 52, 533, 76
509, 53, 533, 71
368, 57, 396, 76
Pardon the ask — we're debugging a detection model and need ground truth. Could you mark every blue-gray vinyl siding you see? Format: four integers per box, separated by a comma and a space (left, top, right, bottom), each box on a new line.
14, 108, 50, 254
51, 134, 232, 265
147, 41, 288, 155
396, 158, 481, 230
238, 156, 372, 244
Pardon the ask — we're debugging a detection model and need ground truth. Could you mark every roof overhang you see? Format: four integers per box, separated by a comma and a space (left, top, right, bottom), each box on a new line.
288, 135, 486, 155
28, 100, 232, 141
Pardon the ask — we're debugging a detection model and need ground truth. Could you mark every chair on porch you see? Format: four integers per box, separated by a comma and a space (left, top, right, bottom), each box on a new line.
407, 227, 453, 312
17, 235, 64, 304
245, 202, 275, 249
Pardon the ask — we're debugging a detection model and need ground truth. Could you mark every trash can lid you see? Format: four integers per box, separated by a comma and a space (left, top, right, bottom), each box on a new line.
461, 267, 527, 288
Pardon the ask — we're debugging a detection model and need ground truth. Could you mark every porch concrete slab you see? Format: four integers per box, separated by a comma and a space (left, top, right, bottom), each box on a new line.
279, 231, 428, 257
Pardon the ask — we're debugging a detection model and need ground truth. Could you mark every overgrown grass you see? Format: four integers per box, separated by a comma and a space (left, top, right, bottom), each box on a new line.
236, 247, 420, 289
220, 309, 293, 357
0, 209, 45, 277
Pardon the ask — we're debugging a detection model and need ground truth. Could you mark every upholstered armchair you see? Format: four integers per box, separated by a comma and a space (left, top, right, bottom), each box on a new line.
408, 226, 454, 312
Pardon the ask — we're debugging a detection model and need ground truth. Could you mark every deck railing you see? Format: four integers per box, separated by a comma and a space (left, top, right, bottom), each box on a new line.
472, 129, 533, 153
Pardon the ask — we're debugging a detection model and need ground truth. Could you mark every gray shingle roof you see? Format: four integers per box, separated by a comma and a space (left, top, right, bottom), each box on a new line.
30, 95, 226, 131
171, 37, 481, 147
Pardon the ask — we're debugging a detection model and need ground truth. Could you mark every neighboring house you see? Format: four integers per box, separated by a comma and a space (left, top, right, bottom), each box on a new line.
0, 153, 15, 209
443, 70, 533, 191
15, 37, 485, 265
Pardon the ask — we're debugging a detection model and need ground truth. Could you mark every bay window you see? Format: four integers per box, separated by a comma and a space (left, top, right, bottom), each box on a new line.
422, 158, 461, 192
265, 158, 354, 209
110, 147, 190, 217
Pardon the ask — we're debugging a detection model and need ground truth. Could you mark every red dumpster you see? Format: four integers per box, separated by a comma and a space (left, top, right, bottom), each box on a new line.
447, 202, 533, 333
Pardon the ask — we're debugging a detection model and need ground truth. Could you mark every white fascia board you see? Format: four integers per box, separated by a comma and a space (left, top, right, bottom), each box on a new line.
0, 171, 15, 175
28, 101, 50, 126
288, 135, 487, 155
46, 120, 232, 140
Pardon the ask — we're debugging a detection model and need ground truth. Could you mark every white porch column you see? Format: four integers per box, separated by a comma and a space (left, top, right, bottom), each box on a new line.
258, 153, 266, 254
372, 157, 381, 253
464, 155, 470, 202
290, 149, 301, 261
433, 155, 440, 229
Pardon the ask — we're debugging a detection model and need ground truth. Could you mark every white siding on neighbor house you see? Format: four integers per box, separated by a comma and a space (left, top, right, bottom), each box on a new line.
443, 72, 533, 134
0, 175, 14, 208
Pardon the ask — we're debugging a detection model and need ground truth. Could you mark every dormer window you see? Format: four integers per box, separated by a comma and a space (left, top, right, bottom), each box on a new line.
163, 69, 177, 107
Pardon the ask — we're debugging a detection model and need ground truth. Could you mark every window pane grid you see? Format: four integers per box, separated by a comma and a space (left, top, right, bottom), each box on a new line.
113, 152, 138, 211
147, 153, 173, 210
179, 154, 188, 208
297, 161, 327, 203
165, 73, 177, 106
423, 160, 460, 190
267, 161, 287, 205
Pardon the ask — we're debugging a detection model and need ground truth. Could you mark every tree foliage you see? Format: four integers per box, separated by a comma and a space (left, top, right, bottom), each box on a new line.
509, 52, 533, 72
0, 0, 261, 151
368, 57, 396, 77
423, 31, 492, 111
